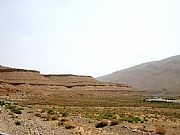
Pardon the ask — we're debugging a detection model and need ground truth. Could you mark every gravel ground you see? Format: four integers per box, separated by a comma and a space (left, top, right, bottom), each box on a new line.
0, 106, 157, 135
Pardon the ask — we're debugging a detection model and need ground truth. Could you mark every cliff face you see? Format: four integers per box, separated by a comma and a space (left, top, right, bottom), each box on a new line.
0, 65, 39, 73
0, 68, 39, 73
0, 66, 48, 84
43, 74, 98, 85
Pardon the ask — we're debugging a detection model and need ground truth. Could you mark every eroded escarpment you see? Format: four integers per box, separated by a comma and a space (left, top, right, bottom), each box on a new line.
0, 65, 39, 73
0, 65, 145, 104
0, 65, 133, 88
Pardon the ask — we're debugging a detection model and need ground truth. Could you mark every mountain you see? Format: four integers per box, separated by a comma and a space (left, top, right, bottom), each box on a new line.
97, 55, 180, 96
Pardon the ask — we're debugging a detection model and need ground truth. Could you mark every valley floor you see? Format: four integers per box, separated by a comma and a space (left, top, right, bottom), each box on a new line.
0, 101, 180, 135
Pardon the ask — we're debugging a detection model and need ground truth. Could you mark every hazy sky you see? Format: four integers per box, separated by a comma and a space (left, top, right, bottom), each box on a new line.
0, 0, 180, 77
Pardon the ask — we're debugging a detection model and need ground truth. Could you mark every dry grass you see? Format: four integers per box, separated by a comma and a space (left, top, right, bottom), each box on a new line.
110, 120, 119, 126
50, 114, 59, 120
155, 125, 166, 135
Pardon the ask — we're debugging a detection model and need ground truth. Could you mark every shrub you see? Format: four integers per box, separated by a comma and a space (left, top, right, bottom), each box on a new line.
6, 104, 22, 114
58, 118, 69, 126
110, 120, 119, 126
65, 124, 75, 129
18, 107, 24, 110
41, 108, 46, 113
12, 108, 22, 114
96, 113, 114, 119
95, 120, 108, 128
120, 116, 142, 123
51, 115, 59, 120
0, 100, 5, 106
44, 114, 51, 121
40, 114, 47, 118
6, 104, 16, 110
155, 125, 166, 135
27, 111, 33, 113
35, 113, 41, 117
62, 112, 69, 117
15, 121, 21, 126
60, 118, 69, 122
9, 112, 14, 115
47, 108, 54, 115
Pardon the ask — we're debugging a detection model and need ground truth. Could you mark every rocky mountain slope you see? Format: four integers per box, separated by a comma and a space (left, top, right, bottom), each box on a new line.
97, 55, 180, 96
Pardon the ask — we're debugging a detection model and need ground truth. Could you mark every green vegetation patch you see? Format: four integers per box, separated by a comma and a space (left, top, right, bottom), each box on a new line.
47, 108, 55, 115
5, 104, 22, 114
0, 100, 5, 106
62, 112, 69, 117
120, 115, 142, 123
0, 100, 23, 114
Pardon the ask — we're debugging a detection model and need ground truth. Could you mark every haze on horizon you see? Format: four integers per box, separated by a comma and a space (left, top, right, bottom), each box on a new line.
0, 0, 180, 77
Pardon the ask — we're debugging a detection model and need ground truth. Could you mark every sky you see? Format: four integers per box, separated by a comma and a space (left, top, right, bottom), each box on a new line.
0, 0, 180, 77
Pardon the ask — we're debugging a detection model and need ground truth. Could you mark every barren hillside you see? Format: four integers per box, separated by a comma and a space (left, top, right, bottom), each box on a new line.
0, 65, 144, 105
97, 55, 180, 96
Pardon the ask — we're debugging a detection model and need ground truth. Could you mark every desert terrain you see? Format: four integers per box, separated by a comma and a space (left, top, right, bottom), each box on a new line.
0, 65, 180, 135
97, 55, 180, 96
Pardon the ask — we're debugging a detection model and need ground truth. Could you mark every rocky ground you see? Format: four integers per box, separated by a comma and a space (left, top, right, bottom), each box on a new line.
0, 105, 159, 135
1, 103, 179, 135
